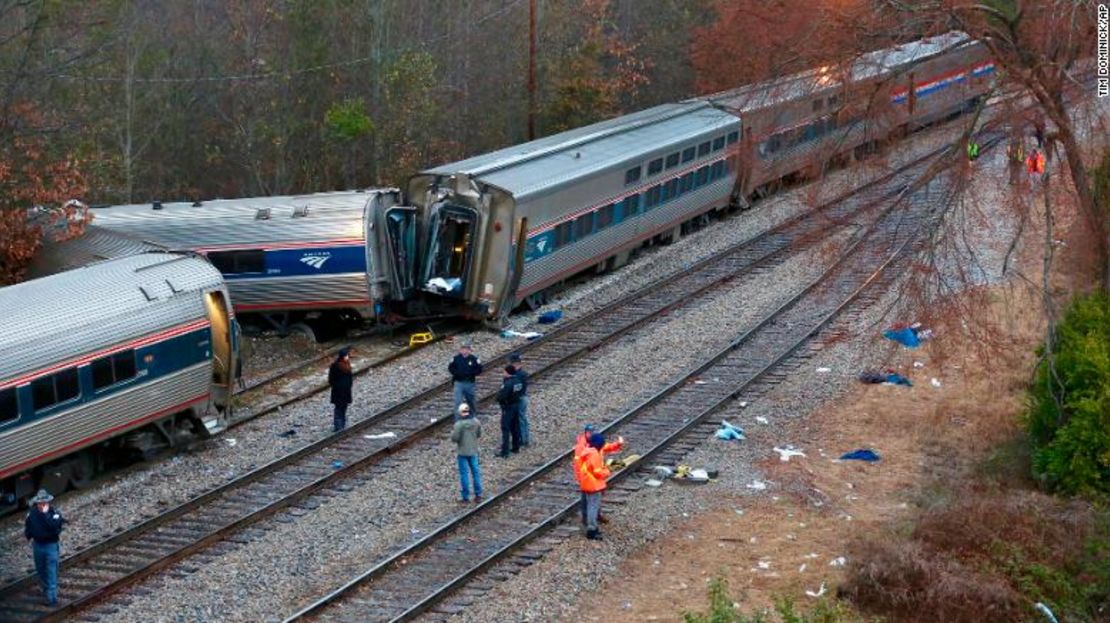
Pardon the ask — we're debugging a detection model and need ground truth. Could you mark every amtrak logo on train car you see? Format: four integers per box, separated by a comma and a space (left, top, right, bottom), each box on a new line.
299, 253, 331, 269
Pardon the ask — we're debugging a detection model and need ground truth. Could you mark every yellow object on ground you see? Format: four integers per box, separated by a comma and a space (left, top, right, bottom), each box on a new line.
409, 331, 435, 347
605, 454, 642, 470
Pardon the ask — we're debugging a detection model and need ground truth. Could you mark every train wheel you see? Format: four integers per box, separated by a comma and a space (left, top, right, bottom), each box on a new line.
68, 452, 97, 489
288, 322, 321, 343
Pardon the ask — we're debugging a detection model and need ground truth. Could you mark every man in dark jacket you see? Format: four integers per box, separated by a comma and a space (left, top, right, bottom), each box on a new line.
509, 352, 531, 447
448, 343, 482, 417
328, 347, 354, 432
496, 366, 524, 457
24, 489, 65, 605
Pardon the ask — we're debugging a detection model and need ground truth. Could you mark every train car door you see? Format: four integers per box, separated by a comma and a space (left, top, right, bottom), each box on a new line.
204, 290, 233, 412
420, 203, 479, 300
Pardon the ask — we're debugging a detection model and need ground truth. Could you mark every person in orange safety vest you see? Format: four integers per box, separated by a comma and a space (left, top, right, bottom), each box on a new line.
1027, 149, 1046, 176
577, 433, 611, 540
574, 424, 623, 526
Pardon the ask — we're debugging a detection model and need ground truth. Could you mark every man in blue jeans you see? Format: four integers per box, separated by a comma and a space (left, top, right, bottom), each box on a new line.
508, 352, 530, 447
24, 489, 65, 605
450, 403, 483, 502
448, 343, 483, 417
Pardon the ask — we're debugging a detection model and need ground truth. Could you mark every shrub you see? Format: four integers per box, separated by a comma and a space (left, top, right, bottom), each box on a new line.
1025, 292, 1110, 496
841, 487, 1107, 622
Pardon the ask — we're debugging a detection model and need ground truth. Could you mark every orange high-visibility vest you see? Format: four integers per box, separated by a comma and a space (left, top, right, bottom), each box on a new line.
577, 447, 610, 493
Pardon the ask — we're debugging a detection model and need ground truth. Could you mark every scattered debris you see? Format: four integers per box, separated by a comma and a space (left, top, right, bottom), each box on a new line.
605, 454, 641, 470
746, 480, 768, 490
913, 361, 925, 368
500, 329, 543, 340
672, 464, 712, 483
693, 379, 708, 385
773, 446, 806, 462
931, 377, 942, 388
1035, 602, 1060, 623
364, 432, 397, 440
882, 322, 933, 348
425, 277, 462, 293
858, 370, 912, 386
805, 582, 827, 598
798, 563, 807, 573
738, 401, 749, 408
537, 310, 563, 324
644, 479, 664, 487
226, 438, 237, 447
653, 465, 675, 478
277, 430, 296, 438
331, 460, 344, 469
716, 419, 746, 441
815, 367, 831, 373
757, 560, 772, 570
829, 556, 847, 567
840, 449, 881, 462
755, 416, 769, 425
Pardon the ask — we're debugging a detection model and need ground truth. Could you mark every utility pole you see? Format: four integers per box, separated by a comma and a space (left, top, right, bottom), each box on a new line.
528, 0, 537, 140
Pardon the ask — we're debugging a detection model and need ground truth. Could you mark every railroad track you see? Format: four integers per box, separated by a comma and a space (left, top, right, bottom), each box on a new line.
282, 142, 958, 623
0, 136, 968, 622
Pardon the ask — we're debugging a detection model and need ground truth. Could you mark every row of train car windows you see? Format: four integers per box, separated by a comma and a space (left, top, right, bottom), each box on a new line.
0, 350, 138, 424
758, 113, 859, 158
552, 160, 730, 250
625, 131, 739, 185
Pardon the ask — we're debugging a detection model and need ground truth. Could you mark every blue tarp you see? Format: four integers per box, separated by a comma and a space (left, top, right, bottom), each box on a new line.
886, 373, 912, 386
883, 327, 920, 348
715, 420, 746, 441
538, 310, 564, 324
840, 449, 881, 462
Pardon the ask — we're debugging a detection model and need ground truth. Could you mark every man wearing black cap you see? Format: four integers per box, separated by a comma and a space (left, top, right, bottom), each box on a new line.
496, 365, 525, 457
328, 347, 354, 432
448, 343, 483, 417
24, 489, 65, 605
508, 352, 530, 447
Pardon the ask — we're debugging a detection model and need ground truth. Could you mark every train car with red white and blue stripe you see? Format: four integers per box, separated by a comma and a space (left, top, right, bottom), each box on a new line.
91, 189, 417, 340
0, 251, 238, 513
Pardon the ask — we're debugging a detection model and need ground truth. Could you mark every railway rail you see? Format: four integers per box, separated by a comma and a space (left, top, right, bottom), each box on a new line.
283, 140, 960, 623
0, 130, 984, 622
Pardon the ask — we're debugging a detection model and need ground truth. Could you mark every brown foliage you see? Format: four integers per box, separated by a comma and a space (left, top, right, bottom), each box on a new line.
841, 486, 1096, 622
0, 103, 88, 285
690, 0, 889, 94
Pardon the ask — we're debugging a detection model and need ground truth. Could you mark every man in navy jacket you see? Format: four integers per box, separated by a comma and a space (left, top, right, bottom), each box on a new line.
24, 489, 65, 605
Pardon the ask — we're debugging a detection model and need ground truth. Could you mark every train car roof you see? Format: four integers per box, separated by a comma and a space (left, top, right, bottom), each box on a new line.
707, 31, 973, 113
0, 252, 224, 385
90, 190, 388, 250
420, 101, 738, 202
23, 225, 164, 281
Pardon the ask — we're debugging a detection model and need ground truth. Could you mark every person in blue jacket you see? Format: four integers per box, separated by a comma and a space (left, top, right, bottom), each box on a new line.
509, 352, 531, 447
448, 342, 483, 416
24, 489, 65, 606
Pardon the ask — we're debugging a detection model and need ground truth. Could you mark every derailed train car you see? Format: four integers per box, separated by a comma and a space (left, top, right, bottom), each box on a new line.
91, 190, 416, 339
409, 32, 994, 321
0, 252, 239, 512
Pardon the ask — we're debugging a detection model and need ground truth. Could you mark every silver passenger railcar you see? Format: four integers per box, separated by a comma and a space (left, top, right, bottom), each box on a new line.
411, 32, 993, 322
0, 252, 238, 512
92, 190, 415, 338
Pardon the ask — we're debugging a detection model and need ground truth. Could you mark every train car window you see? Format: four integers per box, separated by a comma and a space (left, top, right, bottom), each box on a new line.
555, 222, 574, 248
667, 179, 680, 199
645, 186, 661, 209
697, 142, 711, 157
665, 153, 680, 169
31, 368, 79, 411
681, 172, 695, 193
208, 250, 265, 274
711, 161, 726, 180
92, 350, 137, 391
727, 131, 739, 145
575, 212, 595, 239
624, 166, 641, 185
0, 387, 17, 424
695, 166, 709, 186
647, 158, 663, 176
623, 194, 641, 217
712, 136, 726, 151
682, 147, 696, 163
597, 204, 615, 229
803, 124, 818, 142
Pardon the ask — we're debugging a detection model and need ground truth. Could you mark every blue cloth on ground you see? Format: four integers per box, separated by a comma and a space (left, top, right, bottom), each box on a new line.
537, 310, 563, 324
883, 327, 920, 348
886, 373, 912, 386
715, 420, 746, 441
840, 449, 881, 462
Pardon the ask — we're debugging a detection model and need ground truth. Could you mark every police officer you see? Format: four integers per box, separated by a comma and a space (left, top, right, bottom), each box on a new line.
24, 489, 65, 606
328, 347, 354, 432
448, 343, 482, 416
508, 352, 530, 447
496, 365, 524, 457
